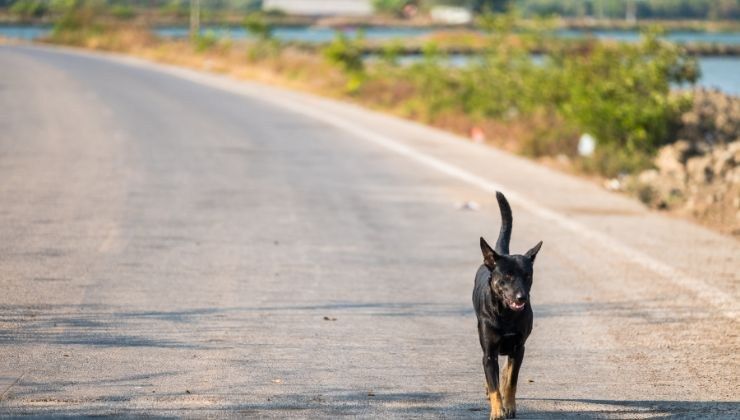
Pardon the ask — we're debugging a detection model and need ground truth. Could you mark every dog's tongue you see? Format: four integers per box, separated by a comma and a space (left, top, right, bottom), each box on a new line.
510, 301, 526, 311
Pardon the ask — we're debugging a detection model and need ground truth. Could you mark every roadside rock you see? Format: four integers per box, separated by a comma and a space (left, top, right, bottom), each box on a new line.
678, 88, 740, 146
628, 89, 740, 236
686, 155, 714, 184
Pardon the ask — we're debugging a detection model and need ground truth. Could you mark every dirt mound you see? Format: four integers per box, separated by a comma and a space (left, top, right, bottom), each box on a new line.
629, 89, 740, 236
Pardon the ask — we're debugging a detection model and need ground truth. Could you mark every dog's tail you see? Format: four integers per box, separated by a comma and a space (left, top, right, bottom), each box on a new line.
495, 191, 512, 255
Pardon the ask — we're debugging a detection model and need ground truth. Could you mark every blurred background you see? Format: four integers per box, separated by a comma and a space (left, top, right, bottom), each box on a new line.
1, 0, 738, 235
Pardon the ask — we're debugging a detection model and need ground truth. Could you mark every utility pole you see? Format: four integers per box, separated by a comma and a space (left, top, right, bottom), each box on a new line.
190, 0, 201, 40
626, 0, 637, 24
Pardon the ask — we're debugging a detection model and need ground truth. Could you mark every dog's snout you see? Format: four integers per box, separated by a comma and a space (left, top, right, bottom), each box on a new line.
515, 292, 528, 303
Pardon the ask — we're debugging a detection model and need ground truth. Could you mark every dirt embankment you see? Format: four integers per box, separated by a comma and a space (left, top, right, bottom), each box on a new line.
628, 90, 740, 236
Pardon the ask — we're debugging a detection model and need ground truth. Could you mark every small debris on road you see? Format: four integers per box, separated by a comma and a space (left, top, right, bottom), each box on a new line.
604, 178, 622, 191
455, 200, 480, 211
470, 126, 485, 143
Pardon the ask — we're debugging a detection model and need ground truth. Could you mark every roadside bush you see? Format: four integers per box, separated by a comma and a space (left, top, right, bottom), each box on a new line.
160, 0, 188, 19
243, 11, 281, 61
550, 29, 698, 175
10, 0, 49, 20
323, 32, 366, 93
110, 4, 136, 20
49, 0, 107, 44
358, 14, 698, 175
519, 110, 580, 157
372, 0, 408, 17
193, 30, 219, 52
379, 40, 403, 67
403, 42, 462, 120
243, 12, 273, 41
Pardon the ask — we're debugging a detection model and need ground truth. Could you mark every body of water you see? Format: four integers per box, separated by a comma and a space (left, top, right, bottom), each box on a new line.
7, 24, 739, 45
155, 25, 429, 43
0, 24, 50, 40
153, 26, 740, 46
556, 29, 740, 45
694, 56, 740, 95
2, 24, 738, 95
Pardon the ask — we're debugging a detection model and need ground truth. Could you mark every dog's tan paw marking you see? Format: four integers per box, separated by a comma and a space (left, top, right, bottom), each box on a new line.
490, 409, 506, 420
489, 392, 505, 420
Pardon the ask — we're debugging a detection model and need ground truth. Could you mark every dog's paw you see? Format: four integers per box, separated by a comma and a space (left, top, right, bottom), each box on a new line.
502, 393, 516, 418
503, 406, 516, 418
489, 407, 506, 420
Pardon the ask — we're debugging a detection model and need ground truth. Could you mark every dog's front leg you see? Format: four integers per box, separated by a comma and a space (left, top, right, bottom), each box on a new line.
483, 349, 504, 420
502, 345, 525, 418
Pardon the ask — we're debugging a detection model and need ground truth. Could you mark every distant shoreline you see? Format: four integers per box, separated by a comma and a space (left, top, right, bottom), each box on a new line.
2, 13, 740, 33
4, 23, 739, 57
355, 43, 740, 57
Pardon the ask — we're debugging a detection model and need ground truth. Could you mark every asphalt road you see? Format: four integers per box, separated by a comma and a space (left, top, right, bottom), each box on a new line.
0, 45, 738, 418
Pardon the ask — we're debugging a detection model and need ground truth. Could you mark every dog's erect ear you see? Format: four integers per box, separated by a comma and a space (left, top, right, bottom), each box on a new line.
525, 241, 543, 262
480, 237, 501, 269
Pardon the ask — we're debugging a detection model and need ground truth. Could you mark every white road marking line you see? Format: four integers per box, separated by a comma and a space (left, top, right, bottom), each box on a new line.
269, 99, 738, 320
36, 46, 739, 320
0, 372, 25, 401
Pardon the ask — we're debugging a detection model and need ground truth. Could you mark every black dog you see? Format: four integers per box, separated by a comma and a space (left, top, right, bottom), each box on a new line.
473, 192, 542, 419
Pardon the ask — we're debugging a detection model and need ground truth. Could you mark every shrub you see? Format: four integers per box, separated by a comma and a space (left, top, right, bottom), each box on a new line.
110, 4, 136, 20
160, 0, 188, 18
243, 12, 273, 42
323, 31, 366, 93
10, 0, 49, 20
49, 0, 107, 42
403, 42, 462, 120
194, 30, 219, 52
550, 29, 698, 174
361, 14, 698, 176
372, 0, 408, 17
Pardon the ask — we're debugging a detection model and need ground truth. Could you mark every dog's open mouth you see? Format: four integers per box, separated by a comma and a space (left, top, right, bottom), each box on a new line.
507, 300, 527, 311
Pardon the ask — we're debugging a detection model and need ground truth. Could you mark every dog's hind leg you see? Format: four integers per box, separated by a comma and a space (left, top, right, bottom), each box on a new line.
502, 346, 525, 419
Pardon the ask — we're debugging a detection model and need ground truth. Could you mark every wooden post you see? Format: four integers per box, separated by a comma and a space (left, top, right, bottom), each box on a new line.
190, 0, 201, 40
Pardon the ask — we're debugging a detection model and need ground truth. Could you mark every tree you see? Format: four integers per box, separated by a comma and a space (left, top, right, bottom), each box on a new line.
372, 0, 407, 16
473, 0, 512, 13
